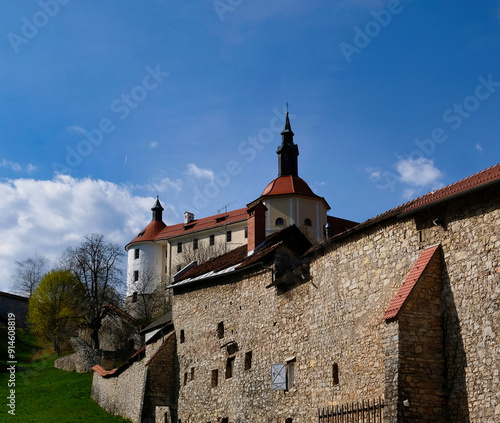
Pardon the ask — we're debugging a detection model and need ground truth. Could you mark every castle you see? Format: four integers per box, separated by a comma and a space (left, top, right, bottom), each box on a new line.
92, 113, 500, 423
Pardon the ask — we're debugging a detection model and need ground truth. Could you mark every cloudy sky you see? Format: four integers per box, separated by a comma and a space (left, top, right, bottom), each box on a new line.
1, 1, 499, 292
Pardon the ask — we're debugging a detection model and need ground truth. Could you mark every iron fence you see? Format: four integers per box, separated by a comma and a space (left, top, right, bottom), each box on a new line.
318, 397, 384, 423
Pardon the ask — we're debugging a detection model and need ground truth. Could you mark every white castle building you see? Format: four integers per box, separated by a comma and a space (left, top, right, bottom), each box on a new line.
125, 112, 357, 304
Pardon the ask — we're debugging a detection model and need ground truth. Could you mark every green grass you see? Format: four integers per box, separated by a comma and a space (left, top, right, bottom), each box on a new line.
0, 328, 131, 422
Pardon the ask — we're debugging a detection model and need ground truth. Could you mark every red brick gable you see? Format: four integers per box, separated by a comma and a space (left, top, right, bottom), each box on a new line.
382, 245, 441, 320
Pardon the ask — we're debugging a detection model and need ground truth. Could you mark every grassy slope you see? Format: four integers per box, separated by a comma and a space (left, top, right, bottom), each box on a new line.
0, 328, 131, 422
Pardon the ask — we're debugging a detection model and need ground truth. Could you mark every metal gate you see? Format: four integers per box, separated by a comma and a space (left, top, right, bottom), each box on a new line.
318, 397, 384, 423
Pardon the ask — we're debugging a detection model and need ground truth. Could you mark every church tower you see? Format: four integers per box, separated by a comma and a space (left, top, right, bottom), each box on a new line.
248, 110, 331, 243
277, 111, 299, 177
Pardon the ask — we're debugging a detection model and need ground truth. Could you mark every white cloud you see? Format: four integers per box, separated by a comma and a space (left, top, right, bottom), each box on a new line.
395, 158, 444, 187
366, 167, 382, 181
0, 176, 158, 292
185, 163, 215, 181
1, 159, 22, 172
1, 159, 36, 173
150, 141, 159, 149
67, 125, 86, 134
476, 143, 484, 153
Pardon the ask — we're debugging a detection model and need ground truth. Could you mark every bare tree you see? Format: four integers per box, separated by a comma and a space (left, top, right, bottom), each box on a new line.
127, 268, 168, 326
175, 239, 229, 272
62, 233, 124, 350
11, 253, 48, 297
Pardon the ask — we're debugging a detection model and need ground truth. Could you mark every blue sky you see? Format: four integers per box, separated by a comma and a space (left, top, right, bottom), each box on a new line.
1, 0, 499, 292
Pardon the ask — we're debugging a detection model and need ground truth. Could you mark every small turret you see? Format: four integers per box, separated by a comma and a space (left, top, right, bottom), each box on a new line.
151, 196, 164, 222
277, 111, 299, 177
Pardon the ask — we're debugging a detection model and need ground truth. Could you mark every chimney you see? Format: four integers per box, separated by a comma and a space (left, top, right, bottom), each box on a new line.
184, 211, 195, 225
247, 202, 268, 255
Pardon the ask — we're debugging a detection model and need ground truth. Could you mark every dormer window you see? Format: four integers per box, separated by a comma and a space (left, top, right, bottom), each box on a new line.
275, 217, 285, 226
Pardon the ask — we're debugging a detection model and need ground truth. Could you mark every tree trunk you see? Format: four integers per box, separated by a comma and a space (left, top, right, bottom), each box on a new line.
91, 328, 100, 350
54, 339, 61, 356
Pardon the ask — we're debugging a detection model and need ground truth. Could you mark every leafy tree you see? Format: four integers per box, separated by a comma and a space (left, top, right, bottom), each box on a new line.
28, 269, 84, 355
62, 233, 125, 350
11, 253, 48, 297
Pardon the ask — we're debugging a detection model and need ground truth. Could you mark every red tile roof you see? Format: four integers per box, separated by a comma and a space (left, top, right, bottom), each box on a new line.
127, 220, 166, 246
256, 176, 331, 209
400, 163, 500, 215
127, 208, 248, 248
171, 225, 311, 289
307, 163, 500, 256
382, 245, 441, 320
92, 345, 146, 377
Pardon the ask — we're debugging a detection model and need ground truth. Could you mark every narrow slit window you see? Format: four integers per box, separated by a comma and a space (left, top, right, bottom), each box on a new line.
193, 238, 198, 250
244, 351, 252, 370
217, 321, 224, 339
225, 356, 235, 379
180, 330, 185, 344
177, 242, 182, 253
209, 234, 215, 246
211, 369, 218, 388
332, 363, 339, 386
134, 248, 140, 259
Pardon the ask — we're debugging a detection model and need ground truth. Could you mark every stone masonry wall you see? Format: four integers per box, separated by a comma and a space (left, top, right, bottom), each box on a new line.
92, 360, 148, 423
397, 250, 447, 422
143, 332, 178, 422
172, 186, 499, 422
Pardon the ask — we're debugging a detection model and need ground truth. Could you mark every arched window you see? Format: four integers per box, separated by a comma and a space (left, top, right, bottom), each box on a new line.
275, 217, 285, 226
304, 218, 312, 226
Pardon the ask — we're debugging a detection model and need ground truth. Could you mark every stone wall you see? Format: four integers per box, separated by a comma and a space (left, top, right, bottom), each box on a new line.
92, 359, 148, 422
172, 186, 500, 422
143, 332, 178, 422
92, 331, 178, 423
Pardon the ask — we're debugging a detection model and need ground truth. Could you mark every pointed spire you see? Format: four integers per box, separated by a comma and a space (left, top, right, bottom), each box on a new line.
151, 196, 164, 222
277, 109, 299, 177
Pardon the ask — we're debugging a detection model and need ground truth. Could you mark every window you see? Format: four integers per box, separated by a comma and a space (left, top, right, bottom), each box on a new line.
244, 351, 252, 370
332, 363, 339, 386
304, 218, 312, 227
132, 292, 138, 303
217, 322, 224, 339
183, 372, 188, 386
133, 271, 139, 282
286, 358, 295, 390
226, 231, 232, 242
165, 250, 168, 258
244, 226, 248, 238
225, 356, 235, 379
209, 234, 215, 246
211, 369, 219, 388
193, 238, 198, 250
134, 249, 140, 259
275, 217, 285, 226
190, 367, 195, 380
165, 265, 168, 274
180, 330, 185, 344
177, 242, 182, 253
